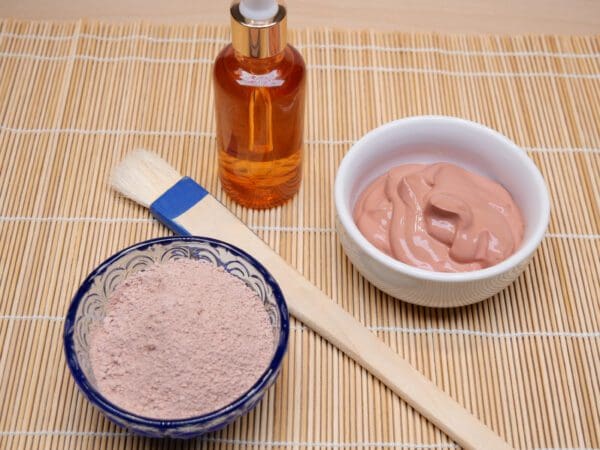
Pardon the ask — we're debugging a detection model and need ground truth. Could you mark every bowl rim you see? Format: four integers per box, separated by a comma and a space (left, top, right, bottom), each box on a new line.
334, 115, 551, 283
63, 235, 290, 429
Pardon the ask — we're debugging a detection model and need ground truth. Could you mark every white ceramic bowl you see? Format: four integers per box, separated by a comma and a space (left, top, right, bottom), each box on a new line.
334, 116, 550, 308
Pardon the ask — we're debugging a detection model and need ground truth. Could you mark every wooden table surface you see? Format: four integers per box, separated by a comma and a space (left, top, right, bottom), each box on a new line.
1, 0, 599, 34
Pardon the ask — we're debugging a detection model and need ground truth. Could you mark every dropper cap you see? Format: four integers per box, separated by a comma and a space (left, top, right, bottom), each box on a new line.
239, 0, 279, 21
231, 0, 287, 58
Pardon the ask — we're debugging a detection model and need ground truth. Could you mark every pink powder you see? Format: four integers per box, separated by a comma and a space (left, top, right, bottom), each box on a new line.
89, 258, 275, 419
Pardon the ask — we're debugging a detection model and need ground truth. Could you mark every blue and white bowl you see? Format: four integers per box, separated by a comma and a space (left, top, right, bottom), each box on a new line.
63, 236, 289, 438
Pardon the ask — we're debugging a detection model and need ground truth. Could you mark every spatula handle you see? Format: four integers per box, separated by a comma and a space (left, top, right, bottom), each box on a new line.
151, 188, 512, 450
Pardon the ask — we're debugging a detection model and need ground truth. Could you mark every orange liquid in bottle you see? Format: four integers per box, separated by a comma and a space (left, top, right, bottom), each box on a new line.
213, 44, 306, 209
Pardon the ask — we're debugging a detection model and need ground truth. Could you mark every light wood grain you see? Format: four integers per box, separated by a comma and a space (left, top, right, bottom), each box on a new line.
1, 0, 600, 34
176, 195, 513, 450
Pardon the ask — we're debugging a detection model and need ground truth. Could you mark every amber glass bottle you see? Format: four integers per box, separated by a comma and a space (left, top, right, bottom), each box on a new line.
213, 2, 306, 209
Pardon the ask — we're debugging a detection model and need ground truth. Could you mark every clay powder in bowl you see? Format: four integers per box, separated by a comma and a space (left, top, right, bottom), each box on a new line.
63, 236, 289, 438
89, 258, 274, 419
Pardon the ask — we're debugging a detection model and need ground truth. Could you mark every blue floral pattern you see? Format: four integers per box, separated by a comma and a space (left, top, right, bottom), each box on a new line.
63, 236, 289, 438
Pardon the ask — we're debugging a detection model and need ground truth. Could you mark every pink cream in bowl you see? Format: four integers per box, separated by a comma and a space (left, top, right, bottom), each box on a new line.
353, 162, 524, 273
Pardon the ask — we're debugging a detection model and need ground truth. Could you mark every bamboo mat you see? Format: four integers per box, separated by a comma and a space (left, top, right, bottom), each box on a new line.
0, 19, 599, 450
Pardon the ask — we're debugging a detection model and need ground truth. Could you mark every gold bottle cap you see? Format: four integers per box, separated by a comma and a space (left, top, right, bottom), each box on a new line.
231, 2, 287, 59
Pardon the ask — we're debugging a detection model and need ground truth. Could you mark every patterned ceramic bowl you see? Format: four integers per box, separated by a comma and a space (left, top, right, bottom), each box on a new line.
63, 236, 289, 438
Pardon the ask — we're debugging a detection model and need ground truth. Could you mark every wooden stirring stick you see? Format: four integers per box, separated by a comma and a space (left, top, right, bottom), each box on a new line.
111, 149, 513, 450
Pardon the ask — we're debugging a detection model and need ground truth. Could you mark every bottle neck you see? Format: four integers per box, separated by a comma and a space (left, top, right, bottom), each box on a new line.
230, 2, 287, 59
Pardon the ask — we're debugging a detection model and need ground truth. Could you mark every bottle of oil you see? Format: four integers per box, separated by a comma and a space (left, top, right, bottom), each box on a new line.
213, 0, 306, 209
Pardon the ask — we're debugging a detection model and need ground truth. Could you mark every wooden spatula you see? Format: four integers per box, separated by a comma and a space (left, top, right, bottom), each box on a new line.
110, 149, 512, 450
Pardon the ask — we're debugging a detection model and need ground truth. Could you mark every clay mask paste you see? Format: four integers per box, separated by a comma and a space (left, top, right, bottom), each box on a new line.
353, 162, 524, 272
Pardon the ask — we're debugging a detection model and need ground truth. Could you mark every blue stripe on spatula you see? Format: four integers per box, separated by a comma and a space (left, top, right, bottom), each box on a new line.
149, 176, 208, 235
